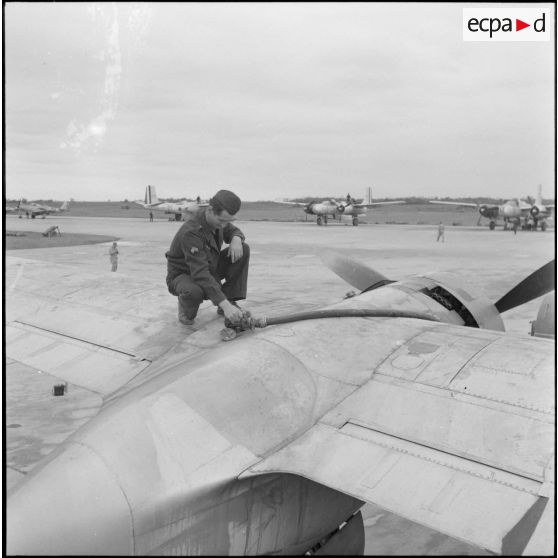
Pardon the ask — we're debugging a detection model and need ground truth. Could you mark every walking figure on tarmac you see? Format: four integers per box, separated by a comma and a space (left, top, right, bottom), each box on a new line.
109, 241, 119, 272
437, 222, 445, 242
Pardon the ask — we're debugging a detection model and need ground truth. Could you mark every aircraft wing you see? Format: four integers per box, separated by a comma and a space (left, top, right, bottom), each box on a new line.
131, 199, 149, 207
6, 253, 227, 481
273, 199, 306, 206
6, 255, 223, 398
428, 200, 479, 208
357, 200, 406, 208
242, 326, 554, 555
6, 245, 555, 555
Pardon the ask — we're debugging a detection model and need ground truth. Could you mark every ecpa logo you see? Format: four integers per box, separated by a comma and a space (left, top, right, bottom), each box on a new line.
463, 8, 551, 41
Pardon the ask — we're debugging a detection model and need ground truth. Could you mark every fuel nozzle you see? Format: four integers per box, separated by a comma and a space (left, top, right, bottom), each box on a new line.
221, 310, 268, 341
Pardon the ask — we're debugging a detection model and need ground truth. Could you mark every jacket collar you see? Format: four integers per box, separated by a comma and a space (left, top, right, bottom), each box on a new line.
198, 208, 221, 250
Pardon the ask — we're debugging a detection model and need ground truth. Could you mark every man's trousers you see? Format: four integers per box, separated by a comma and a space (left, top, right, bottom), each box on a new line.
168, 243, 250, 319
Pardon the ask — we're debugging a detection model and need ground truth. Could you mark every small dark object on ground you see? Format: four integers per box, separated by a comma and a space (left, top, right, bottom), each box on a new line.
52, 384, 66, 396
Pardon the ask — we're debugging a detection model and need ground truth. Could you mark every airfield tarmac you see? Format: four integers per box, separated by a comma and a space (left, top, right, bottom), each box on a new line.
5, 214, 555, 555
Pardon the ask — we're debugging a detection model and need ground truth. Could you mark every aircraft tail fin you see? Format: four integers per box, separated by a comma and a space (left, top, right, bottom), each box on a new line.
145, 185, 159, 205
364, 187, 373, 205
536, 184, 543, 206
60, 201, 69, 211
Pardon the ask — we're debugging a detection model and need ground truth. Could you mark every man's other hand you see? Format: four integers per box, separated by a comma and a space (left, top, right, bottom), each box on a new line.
228, 236, 243, 263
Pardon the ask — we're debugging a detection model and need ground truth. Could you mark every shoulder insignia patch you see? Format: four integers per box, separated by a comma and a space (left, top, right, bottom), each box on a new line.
190, 247, 199, 254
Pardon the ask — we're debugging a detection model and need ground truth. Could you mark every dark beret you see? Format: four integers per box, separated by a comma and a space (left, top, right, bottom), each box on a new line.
212, 189, 241, 215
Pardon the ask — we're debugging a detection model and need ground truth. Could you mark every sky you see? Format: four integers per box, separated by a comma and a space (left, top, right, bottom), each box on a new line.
4, 2, 556, 202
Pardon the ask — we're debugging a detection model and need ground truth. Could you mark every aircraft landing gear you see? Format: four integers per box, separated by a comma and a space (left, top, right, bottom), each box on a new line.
317, 216, 323, 226
352, 217, 359, 226
541, 221, 547, 231
489, 221, 496, 230
323, 215, 328, 225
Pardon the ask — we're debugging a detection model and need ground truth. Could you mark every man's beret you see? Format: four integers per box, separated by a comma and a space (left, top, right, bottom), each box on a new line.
212, 189, 241, 215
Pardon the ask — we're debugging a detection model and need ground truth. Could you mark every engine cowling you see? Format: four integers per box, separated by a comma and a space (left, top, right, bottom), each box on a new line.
479, 205, 499, 219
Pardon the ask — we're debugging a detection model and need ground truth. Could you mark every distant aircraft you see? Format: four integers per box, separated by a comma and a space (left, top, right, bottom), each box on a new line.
429, 188, 554, 231
37, 200, 70, 214
134, 185, 204, 221
8, 200, 70, 219
277, 187, 405, 226
524, 185, 554, 231
6, 246, 555, 555
276, 197, 340, 225
337, 187, 406, 226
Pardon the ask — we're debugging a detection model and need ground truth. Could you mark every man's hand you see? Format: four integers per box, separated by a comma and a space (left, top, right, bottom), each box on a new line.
228, 236, 243, 263
219, 299, 244, 322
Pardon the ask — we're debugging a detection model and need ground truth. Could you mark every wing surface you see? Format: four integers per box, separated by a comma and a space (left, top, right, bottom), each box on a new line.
428, 200, 480, 208
242, 328, 555, 555
6, 254, 228, 485
273, 199, 306, 206
358, 200, 406, 207
5, 255, 216, 396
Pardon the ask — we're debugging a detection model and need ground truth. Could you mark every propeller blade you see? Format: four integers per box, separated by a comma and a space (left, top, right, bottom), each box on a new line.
495, 260, 555, 314
321, 250, 393, 292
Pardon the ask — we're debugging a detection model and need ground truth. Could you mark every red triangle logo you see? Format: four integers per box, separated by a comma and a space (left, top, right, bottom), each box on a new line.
516, 19, 530, 31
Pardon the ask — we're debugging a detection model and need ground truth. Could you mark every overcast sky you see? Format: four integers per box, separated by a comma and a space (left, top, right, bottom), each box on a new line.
4, 2, 555, 202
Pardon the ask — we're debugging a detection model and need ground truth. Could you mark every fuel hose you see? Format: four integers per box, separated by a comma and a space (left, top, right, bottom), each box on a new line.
221, 308, 439, 341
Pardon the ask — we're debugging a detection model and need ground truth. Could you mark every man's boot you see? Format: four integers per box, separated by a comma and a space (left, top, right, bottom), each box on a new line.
178, 295, 198, 325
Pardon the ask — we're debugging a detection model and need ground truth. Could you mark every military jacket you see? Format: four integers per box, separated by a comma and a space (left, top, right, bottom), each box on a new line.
165, 208, 245, 305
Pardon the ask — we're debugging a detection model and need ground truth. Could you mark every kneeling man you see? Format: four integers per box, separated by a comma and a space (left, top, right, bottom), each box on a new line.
165, 189, 249, 325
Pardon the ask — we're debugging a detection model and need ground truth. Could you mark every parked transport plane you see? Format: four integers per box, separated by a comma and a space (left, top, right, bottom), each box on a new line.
134, 185, 205, 221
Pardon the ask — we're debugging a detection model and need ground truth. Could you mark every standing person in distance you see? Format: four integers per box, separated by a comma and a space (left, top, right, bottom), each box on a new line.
109, 241, 119, 271
436, 222, 445, 242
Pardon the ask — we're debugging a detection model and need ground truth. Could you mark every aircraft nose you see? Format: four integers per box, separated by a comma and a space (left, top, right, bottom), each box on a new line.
7, 442, 133, 555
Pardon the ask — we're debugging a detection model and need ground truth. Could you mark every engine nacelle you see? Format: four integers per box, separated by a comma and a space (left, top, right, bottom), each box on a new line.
304, 202, 316, 214
394, 272, 505, 331
479, 205, 499, 219
352, 272, 505, 332
531, 205, 540, 217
